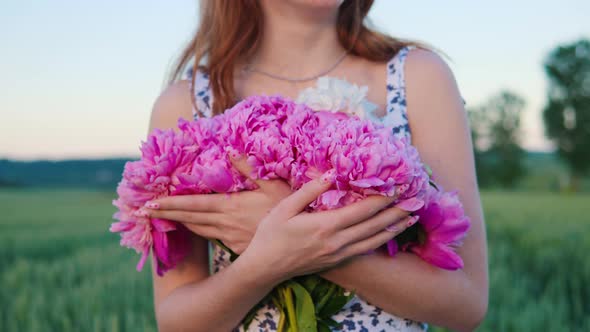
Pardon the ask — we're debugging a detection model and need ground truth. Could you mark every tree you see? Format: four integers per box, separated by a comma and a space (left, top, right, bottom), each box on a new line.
543, 39, 590, 191
469, 91, 526, 188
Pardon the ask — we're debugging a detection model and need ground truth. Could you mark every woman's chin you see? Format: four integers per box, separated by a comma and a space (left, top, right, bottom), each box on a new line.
284, 0, 343, 9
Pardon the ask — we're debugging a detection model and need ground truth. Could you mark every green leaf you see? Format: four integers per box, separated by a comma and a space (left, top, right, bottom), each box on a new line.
429, 180, 439, 190
309, 278, 330, 301
242, 306, 258, 331
318, 294, 351, 318
317, 320, 332, 332
320, 317, 342, 328
297, 275, 322, 295
314, 282, 337, 314
288, 281, 318, 332
424, 163, 433, 177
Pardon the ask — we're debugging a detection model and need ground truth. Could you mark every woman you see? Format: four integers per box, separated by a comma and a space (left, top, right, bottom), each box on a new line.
143, 1, 488, 331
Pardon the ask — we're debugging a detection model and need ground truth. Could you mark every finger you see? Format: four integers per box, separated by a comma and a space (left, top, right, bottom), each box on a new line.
337, 226, 409, 259
229, 154, 277, 192
148, 209, 224, 225
274, 169, 336, 217
333, 208, 414, 248
326, 195, 401, 230
229, 154, 255, 179
146, 194, 225, 212
385, 215, 419, 233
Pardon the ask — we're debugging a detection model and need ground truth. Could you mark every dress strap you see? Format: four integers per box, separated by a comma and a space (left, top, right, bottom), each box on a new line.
187, 67, 213, 119
385, 46, 413, 140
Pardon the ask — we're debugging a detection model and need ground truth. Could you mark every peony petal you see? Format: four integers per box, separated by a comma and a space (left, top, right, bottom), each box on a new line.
416, 203, 444, 232
430, 216, 471, 244
109, 221, 135, 233
200, 163, 234, 193
151, 218, 177, 233
386, 239, 399, 257
136, 248, 150, 271
152, 231, 169, 265
411, 241, 464, 270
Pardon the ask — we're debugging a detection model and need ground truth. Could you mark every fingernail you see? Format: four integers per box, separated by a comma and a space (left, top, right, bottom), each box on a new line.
228, 149, 242, 160
406, 215, 420, 227
395, 184, 410, 195
385, 223, 399, 232
136, 209, 149, 217
144, 201, 159, 209
394, 198, 424, 212
320, 169, 336, 184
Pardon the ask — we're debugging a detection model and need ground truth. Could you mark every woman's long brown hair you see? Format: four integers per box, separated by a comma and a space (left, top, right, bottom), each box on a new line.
168, 0, 428, 116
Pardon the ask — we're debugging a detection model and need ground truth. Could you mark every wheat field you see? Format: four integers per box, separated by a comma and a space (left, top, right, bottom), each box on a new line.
1, 189, 588, 331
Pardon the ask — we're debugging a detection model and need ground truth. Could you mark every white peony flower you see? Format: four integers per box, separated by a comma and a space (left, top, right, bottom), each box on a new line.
296, 76, 378, 119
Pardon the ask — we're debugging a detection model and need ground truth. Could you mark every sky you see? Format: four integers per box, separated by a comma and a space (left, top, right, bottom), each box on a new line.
1, 0, 588, 160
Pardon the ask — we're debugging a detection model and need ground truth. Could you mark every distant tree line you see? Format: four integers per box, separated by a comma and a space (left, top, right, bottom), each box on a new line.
469, 91, 525, 188
543, 39, 590, 191
469, 38, 589, 191
0, 158, 131, 190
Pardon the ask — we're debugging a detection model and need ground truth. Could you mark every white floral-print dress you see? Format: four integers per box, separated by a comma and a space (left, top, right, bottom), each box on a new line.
187, 46, 428, 332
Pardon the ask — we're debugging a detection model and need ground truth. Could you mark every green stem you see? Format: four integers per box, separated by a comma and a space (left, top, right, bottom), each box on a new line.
282, 285, 298, 332
272, 294, 286, 332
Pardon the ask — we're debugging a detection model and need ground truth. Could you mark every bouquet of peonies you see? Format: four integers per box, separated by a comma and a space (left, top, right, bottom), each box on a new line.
111, 79, 470, 331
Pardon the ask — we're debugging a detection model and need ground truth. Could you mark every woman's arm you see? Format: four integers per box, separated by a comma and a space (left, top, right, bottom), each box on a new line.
148, 82, 283, 331
155, 247, 281, 332
321, 49, 489, 332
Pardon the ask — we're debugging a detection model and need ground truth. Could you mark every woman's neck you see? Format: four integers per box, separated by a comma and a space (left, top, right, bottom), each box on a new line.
250, 2, 346, 79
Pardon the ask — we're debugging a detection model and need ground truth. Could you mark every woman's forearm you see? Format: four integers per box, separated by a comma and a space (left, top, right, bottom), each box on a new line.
156, 255, 280, 332
320, 252, 487, 332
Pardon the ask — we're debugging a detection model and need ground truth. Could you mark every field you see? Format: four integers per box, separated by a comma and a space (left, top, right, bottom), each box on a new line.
1, 189, 589, 331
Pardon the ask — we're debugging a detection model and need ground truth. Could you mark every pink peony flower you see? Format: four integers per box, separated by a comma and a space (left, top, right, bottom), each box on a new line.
300, 112, 430, 211
220, 96, 298, 181
111, 126, 200, 276
401, 187, 471, 270
111, 94, 470, 275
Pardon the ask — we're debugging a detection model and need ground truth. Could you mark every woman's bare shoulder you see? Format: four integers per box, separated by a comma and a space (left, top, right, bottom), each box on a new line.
405, 48, 455, 77
149, 80, 194, 132
404, 48, 462, 106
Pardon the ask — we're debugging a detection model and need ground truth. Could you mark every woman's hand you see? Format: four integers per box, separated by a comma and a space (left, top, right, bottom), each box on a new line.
239, 170, 416, 283
144, 156, 292, 254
